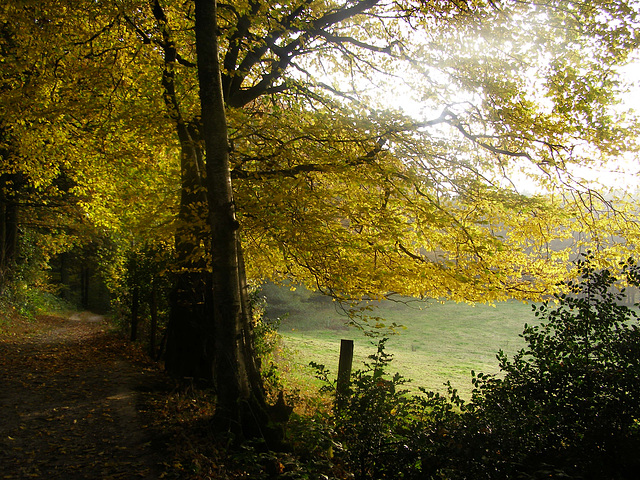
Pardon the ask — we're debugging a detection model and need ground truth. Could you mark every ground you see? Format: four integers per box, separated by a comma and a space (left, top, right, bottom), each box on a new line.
0, 311, 170, 479
0, 311, 341, 480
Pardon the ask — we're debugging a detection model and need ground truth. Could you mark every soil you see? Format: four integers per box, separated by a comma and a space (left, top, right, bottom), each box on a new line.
0, 312, 171, 479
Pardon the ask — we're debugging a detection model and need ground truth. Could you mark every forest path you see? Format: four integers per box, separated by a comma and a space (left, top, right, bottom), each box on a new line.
0, 312, 170, 479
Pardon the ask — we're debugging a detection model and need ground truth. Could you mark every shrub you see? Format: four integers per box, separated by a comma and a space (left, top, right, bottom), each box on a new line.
455, 254, 640, 479
312, 338, 463, 479
308, 255, 640, 479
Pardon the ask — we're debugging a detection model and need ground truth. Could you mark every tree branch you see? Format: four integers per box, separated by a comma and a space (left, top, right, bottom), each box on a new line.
123, 6, 196, 68
315, 31, 399, 55
231, 138, 385, 180
224, 0, 383, 107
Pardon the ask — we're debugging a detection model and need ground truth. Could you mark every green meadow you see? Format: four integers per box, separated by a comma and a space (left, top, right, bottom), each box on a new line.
263, 284, 536, 399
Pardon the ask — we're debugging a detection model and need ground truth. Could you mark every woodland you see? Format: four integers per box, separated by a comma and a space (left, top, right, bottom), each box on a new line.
2, 0, 640, 478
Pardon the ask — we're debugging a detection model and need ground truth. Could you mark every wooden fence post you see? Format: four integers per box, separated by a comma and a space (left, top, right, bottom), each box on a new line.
336, 339, 354, 411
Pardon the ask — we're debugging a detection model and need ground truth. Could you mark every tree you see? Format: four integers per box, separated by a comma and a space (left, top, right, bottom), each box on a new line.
111, 0, 640, 434
184, 0, 640, 434
193, 0, 267, 432
0, 0, 179, 305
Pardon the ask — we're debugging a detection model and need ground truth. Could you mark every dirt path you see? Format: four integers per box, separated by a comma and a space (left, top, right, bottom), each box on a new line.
0, 313, 170, 479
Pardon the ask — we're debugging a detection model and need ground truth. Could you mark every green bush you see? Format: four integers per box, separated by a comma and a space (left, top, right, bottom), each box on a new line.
312, 339, 462, 479
452, 254, 640, 479
307, 255, 640, 479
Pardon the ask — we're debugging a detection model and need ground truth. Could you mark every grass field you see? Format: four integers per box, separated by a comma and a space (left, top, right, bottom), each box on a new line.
263, 284, 537, 399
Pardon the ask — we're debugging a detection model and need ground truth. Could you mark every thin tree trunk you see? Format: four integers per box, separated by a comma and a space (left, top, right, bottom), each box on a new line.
59, 252, 68, 300
81, 265, 90, 310
0, 174, 19, 289
149, 281, 158, 358
130, 285, 139, 342
0, 200, 7, 287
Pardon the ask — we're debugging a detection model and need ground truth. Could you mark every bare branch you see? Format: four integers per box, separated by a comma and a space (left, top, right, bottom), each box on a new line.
315, 31, 400, 55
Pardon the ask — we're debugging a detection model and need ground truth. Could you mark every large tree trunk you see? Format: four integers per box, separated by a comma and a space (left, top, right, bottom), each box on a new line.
163, 129, 214, 379
153, 0, 215, 380
194, 0, 268, 436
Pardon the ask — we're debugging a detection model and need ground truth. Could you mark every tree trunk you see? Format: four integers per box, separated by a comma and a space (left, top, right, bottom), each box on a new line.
81, 264, 90, 310
194, 0, 269, 436
154, 0, 215, 380
163, 137, 213, 379
0, 174, 19, 290
163, 128, 213, 378
59, 252, 68, 300
130, 284, 139, 342
149, 281, 158, 358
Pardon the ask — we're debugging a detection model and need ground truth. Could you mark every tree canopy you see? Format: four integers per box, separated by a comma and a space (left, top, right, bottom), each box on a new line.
3, 0, 640, 299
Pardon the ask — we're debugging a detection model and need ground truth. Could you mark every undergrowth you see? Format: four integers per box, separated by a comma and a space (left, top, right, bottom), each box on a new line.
306, 254, 640, 479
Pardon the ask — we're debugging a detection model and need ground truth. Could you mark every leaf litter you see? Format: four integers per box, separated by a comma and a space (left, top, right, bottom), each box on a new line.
0, 313, 170, 479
